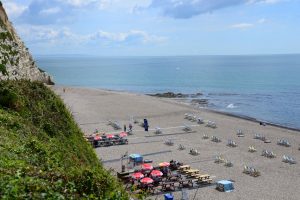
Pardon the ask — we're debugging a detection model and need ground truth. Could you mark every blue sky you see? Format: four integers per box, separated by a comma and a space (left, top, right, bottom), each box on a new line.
2, 0, 300, 56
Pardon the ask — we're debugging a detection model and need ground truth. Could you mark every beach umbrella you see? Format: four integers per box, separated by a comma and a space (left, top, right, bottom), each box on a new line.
119, 132, 128, 137
150, 170, 163, 177
140, 177, 154, 185
94, 135, 102, 141
142, 163, 153, 171
159, 162, 170, 167
106, 134, 115, 139
132, 172, 144, 180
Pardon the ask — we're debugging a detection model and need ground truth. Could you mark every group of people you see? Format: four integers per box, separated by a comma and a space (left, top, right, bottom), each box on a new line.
123, 119, 149, 132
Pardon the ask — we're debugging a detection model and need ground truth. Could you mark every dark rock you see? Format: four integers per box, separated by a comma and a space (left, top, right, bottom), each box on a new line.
191, 99, 209, 105
148, 92, 189, 98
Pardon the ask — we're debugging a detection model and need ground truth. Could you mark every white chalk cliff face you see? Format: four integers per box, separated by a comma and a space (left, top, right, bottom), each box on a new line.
0, 2, 54, 84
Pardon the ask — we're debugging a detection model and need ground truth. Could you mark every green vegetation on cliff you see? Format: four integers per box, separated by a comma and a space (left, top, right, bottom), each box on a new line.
0, 80, 128, 199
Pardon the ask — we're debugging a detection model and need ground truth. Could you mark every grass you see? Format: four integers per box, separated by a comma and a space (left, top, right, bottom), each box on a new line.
0, 80, 129, 199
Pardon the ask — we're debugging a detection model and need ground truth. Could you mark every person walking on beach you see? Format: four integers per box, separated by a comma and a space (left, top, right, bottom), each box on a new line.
124, 124, 127, 132
129, 123, 133, 131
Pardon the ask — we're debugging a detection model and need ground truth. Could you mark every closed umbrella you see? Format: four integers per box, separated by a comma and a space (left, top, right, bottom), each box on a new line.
142, 163, 153, 171
132, 172, 144, 180
150, 170, 163, 177
140, 177, 154, 184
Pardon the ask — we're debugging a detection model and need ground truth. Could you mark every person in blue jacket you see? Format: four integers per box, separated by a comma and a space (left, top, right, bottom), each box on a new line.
144, 119, 149, 131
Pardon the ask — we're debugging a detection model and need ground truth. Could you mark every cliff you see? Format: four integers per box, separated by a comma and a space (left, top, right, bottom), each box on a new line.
0, 2, 53, 84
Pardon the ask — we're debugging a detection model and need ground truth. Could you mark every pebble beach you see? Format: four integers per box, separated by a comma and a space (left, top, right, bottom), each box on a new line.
54, 86, 300, 200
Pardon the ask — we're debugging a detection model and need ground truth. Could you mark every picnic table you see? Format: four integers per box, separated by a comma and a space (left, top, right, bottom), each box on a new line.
179, 179, 193, 188
178, 165, 191, 171
161, 182, 175, 191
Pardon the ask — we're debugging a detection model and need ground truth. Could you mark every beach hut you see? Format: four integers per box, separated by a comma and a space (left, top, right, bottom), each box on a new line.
216, 180, 234, 192
129, 154, 143, 166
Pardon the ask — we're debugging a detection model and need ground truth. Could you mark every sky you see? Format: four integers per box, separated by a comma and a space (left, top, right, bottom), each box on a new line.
2, 0, 300, 56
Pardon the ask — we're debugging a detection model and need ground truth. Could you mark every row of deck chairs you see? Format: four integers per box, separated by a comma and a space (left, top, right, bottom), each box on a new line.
227, 140, 238, 147
282, 155, 297, 164
214, 155, 233, 167
248, 146, 257, 152
107, 120, 122, 130
237, 130, 245, 137
184, 113, 204, 124
211, 136, 222, 143
261, 149, 276, 158
277, 138, 291, 147
243, 165, 261, 177
206, 121, 217, 128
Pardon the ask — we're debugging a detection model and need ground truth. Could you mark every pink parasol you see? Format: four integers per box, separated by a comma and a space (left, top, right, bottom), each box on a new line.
106, 134, 115, 139
132, 172, 144, 180
150, 170, 163, 177
140, 177, 154, 184
142, 163, 153, 171
119, 132, 128, 137
159, 162, 170, 167
94, 135, 102, 141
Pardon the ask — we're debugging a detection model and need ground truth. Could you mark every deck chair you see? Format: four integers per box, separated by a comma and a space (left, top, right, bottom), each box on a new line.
197, 118, 204, 124
164, 139, 174, 146
224, 160, 233, 167
178, 144, 186, 150
189, 148, 199, 156
248, 146, 257, 152
154, 127, 162, 134
182, 124, 192, 132
202, 134, 209, 139
237, 130, 245, 137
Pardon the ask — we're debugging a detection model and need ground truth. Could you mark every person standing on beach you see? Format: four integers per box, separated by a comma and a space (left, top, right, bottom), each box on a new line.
144, 119, 149, 132
124, 124, 127, 132
129, 123, 133, 131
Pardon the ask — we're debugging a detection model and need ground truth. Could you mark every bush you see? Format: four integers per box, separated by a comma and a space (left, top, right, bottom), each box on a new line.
0, 80, 128, 199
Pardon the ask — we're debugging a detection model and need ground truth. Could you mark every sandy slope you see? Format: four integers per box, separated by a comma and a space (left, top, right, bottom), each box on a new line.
53, 86, 300, 200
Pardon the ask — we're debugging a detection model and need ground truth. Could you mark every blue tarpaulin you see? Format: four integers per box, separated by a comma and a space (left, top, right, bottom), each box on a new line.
164, 193, 174, 200
129, 154, 143, 163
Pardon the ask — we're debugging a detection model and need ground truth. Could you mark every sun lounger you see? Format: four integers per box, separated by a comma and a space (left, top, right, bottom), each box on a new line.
197, 118, 204, 124
282, 155, 296, 164
154, 127, 162, 134
224, 160, 233, 167
211, 136, 221, 143
164, 139, 174, 146
227, 139, 237, 147
243, 165, 261, 177
277, 138, 291, 147
248, 146, 257, 152
215, 155, 225, 164
183, 124, 192, 132
261, 149, 276, 158
237, 129, 245, 137
189, 148, 199, 156
178, 144, 186, 150
202, 134, 209, 139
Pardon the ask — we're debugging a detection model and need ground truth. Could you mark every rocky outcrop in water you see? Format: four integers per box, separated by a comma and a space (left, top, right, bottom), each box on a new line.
0, 2, 54, 84
149, 92, 203, 98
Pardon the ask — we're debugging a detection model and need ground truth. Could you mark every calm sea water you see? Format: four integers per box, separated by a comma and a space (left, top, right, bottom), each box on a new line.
36, 55, 300, 129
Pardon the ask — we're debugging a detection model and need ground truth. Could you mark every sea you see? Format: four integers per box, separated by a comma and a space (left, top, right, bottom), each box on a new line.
36, 54, 300, 130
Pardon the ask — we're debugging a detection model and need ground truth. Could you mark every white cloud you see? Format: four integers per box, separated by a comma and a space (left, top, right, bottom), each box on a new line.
39, 7, 61, 15
2, 1, 27, 18
231, 23, 254, 29
258, 18, 267, 23
16, 25, 166, 45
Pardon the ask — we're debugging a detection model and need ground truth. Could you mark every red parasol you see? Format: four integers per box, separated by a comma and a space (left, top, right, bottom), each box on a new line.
94, 135, 102, 141
150, 170, 163, 177
140, 177, 154, 184
159, 162, 170, 167
119, 132, 128, 137
106, 134, 115, 139
142, 163, 153, 171
132, 172, 144, 180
